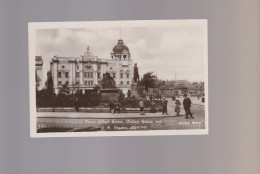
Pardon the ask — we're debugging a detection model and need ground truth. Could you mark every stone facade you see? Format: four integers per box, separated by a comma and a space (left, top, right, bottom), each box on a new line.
35, 56, 44, 90
50, 39, 133, 94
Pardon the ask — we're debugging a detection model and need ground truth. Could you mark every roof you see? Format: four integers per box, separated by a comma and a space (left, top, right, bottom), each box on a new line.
112, 39, 130, 54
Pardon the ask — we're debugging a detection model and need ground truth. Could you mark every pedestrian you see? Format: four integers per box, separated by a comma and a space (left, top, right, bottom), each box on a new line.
172, 95, 176, 101
115, 101, 120, 113
139, 99, 145, 115
109, 101, 115, 114
161, 97, 168, 115
183, 94, 194, 119
174, 98, 181, 116
75, 95, 79, 112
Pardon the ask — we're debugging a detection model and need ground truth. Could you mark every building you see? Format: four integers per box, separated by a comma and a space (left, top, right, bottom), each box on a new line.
50, 39, 133, 94
189, 82, 204, 96
35, 56, 44, 90
157, 80, 204, 97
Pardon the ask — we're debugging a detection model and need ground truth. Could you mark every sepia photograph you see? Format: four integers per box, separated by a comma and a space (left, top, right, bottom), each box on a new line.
29, 20, 208, 137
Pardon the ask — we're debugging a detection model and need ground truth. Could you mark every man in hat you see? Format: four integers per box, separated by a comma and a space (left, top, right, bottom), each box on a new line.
183, 94, 194, 119
161, 97, 168, 115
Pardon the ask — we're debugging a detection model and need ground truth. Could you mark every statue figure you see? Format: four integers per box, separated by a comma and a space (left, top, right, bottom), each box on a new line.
101, 72, 115, 88
133, 63, 140, 83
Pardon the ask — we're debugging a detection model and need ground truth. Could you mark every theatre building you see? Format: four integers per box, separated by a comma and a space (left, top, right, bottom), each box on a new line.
50, 39, 133, 94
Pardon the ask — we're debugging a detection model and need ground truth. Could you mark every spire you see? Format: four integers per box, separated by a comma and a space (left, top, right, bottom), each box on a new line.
119, 27, 121, 39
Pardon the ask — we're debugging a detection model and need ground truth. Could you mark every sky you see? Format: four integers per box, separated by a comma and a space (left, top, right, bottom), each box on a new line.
35, 23, 206, 82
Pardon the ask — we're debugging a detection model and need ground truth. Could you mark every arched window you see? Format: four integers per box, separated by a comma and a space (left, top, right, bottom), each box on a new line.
84, 64, 93, 78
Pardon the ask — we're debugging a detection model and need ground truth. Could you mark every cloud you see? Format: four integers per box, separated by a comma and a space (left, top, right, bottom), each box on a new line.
35, 24, 206, 83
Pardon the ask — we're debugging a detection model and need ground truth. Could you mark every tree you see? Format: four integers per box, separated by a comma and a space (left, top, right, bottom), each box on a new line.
45, 70, 55, 96
140, 72, 157, 92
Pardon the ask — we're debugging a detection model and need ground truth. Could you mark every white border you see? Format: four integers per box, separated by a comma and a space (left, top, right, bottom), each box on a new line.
29, 19, 208, 138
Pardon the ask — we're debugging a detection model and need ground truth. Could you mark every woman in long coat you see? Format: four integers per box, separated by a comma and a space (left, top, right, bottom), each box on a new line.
175, 99, 181, 116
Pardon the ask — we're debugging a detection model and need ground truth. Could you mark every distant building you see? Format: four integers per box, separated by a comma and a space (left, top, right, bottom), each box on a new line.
35, 56, 44, 90
50, 39, 133, 94
189, 82, 204, 96
157, 80, 204, 97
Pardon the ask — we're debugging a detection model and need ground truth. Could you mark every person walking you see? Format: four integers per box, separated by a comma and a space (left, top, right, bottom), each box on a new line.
161, 97, 168, 115
139, 99, 145, 115
115, 101, 120, 113
183, 94, 194, 119
174, 98, 181, 116
109, 101, 115, 114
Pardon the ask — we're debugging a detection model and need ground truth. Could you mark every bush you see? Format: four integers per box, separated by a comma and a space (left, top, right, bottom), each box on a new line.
36, 89, 101, 108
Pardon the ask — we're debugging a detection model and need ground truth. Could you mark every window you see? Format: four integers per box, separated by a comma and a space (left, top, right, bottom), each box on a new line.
98, 65, 101, 70
98, 73, 100, 78
126, 73, 129, 78
84, 72, 87, 78
77, 65, 79, 69
90, 81, 93, 85
113, 73, 116, 78
58, 72, 61, 78
76, 72, 80, 78
120, 73, 123, 78
65, 72, 69, 78
85, 81, 88, 85
90, 72, 93, 78
120, 81, 123, 85
127, 81, 129, 85
58, 81, 62, 85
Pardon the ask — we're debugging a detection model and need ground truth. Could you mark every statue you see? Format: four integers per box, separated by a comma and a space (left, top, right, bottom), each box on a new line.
133, 63, 140, 83
101, 72, 116, 88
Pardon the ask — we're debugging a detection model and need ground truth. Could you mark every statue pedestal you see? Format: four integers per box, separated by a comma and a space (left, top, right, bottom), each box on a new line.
100, 88, 120, 101
131, 82, 139, 98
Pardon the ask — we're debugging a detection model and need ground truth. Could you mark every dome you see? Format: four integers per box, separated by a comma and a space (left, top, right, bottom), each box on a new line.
112, 39, 130, 54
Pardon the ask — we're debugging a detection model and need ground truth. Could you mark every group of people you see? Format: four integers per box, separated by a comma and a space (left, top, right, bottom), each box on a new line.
108, 94, 194, 119
109, 101, 121, 114
140, 94, 194, 119
174, 94, 194, 119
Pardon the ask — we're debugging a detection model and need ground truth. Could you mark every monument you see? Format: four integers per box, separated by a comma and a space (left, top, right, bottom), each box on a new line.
131, 63, 141, 98
100, 72, 120, 101
133, 63, 140, 83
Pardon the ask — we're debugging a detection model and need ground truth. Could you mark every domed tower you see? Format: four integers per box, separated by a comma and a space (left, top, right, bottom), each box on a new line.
111, 39, 131, 60
108, 38, 133, 94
